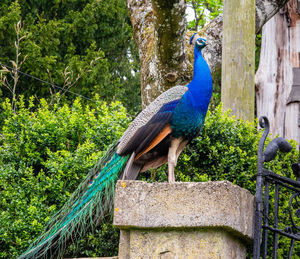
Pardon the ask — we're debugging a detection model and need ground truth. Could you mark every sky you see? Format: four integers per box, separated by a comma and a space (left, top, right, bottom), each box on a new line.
186, 6, 195, 22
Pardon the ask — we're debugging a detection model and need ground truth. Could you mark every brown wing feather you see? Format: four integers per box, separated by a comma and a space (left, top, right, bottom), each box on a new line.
117, 112, 173, 156
135, 125, 172, 160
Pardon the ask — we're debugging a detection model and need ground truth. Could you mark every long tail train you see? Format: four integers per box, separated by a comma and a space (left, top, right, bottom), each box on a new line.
19, 142, 129, 259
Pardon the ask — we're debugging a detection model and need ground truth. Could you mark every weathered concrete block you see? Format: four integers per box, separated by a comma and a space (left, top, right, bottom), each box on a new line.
127, 229, 246, 259
113, 180, 255, 259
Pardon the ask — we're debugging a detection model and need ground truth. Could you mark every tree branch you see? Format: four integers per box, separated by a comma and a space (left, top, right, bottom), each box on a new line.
255, 0, 289, 32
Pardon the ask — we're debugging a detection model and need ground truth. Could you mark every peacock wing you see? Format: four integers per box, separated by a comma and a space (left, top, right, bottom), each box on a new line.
117, 85, 188, 155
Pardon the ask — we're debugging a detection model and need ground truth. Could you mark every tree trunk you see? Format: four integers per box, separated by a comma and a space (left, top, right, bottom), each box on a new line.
127, 0, 189, 107
127, 0, 290, 108
255, 0, 300, 141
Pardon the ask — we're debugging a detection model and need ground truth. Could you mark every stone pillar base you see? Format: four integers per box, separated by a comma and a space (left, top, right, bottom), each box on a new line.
113, 181, 254, 259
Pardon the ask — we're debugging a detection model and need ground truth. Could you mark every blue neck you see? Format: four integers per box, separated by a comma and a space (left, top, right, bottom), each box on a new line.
190, 50, 212, 88
186, 49, 213, 110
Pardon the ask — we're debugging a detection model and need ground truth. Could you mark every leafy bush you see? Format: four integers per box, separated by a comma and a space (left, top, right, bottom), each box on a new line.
0, 100, 299, 258
0, 96, 130, 258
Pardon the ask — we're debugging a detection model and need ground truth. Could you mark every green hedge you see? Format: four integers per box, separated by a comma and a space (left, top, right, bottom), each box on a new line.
0, 96, 130, 258
0, 99, 299, 258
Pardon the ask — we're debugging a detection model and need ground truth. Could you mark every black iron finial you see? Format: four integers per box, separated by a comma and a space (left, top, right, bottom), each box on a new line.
259, 116, 270, 130
258, 116, 292, 162
264, 137, 293, 162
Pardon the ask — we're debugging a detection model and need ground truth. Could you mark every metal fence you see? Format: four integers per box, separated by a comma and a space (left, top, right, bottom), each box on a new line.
253, 116, 300, 258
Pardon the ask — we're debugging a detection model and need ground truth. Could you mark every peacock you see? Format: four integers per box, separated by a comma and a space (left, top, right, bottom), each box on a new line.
19, 33, 213, 259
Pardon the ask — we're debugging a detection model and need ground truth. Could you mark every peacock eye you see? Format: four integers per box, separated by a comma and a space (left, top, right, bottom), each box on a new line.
196, 39, 206, 46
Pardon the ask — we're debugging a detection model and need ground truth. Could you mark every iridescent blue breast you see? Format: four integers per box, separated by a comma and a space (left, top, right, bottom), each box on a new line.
171, 92, 207, 139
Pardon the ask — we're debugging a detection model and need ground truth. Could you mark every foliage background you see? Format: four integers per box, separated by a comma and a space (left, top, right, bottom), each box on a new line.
0, 0, 141, 112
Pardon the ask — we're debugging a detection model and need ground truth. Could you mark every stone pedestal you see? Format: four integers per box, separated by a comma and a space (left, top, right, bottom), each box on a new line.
113, 180, 254, 259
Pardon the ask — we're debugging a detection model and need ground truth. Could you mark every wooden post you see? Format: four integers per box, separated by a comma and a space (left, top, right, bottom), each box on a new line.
221, 0, 256, 121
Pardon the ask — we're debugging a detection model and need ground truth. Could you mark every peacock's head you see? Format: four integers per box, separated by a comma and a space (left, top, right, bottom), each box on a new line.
195, 38, 207, 50
189, 33, 207, 51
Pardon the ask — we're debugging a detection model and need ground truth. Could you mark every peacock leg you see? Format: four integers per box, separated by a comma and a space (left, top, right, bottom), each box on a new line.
176, 139, 188, 158
168, 138, 182, 183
